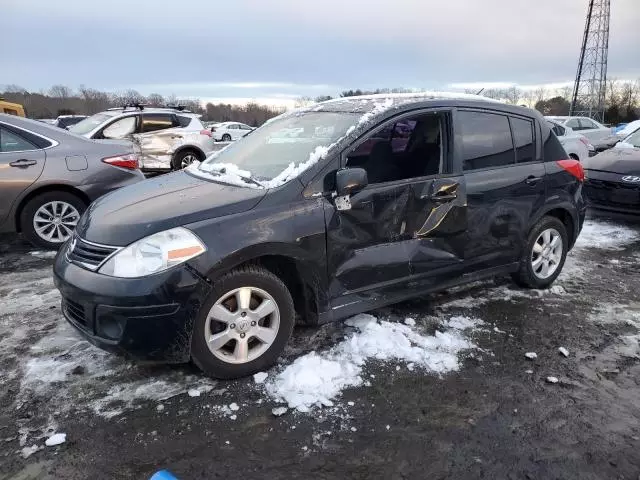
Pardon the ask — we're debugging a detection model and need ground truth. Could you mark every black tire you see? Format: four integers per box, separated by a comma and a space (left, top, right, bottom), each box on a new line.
222, 134, 232, 142
511, 216, 568, 289
191, 265, 295, 379
172, 149, 202, 170
20, 191, 87, 250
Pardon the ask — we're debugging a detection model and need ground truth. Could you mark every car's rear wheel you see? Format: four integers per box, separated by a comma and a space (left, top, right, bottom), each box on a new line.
172, 149, 201, 170
20, 191, 86, 249
512, 216, 568, 289
222, 133, 232, 142
191, 265, 295, 379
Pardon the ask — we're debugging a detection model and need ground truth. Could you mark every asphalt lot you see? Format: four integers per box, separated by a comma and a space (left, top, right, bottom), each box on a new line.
1, 216, 640, 480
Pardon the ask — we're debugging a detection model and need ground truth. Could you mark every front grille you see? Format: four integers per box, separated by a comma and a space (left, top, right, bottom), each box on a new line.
63, 298, 87, 326
67, 236, 119, 270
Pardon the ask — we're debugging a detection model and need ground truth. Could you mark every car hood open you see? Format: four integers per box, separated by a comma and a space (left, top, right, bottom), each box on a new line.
583, 148, 640, 175
75, 171, 267, 246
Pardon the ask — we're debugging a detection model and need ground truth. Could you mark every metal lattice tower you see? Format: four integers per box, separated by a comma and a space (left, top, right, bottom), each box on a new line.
570, 0, 610, 121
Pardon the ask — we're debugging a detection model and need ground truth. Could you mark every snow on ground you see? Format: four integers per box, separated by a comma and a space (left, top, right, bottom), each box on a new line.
574, 219, 640, 251
265, 313, 481, 412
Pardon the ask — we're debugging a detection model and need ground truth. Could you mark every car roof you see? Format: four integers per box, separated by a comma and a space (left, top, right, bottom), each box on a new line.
0, 113, 85, 140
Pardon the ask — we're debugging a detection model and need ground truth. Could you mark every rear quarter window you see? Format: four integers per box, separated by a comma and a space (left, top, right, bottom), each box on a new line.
510, 117, 535, 163
176, 115, 192, 128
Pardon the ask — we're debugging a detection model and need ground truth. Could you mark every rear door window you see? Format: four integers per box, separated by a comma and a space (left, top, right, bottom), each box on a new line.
510, 117, 535, 163
459, 111, 515, 171
141, 114, 175, 133
0, 127, 37, 152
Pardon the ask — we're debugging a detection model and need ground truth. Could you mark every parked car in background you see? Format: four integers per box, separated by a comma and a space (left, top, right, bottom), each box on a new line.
547, 119, 594, 161
0, 98, 26, 117
612, 120, 640, 141
53, 115, 87, 129
583, 129, 640, 218
211, 122, 254, 142
69, 105, 215, 171
546, 116, 617, 151
0, 113, 144, 248
53, 93, 585, 379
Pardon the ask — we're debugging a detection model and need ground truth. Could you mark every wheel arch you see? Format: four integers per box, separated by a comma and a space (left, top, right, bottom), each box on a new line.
536, 206, 578, 249
204, 247, 325, 326
14, 184, 90, 233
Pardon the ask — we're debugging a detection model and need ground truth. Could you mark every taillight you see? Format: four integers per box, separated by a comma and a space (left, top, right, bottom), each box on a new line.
102, 153, 139, 170
556, 159, 585, 182
200, 129, 212, 137
578, 137, 594, 149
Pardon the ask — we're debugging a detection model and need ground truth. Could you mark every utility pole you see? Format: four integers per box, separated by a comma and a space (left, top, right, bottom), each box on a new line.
570, 0, 610, 122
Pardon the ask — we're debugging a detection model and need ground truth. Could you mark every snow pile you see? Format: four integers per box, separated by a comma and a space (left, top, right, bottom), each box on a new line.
266, 313, 477, 412
444, 316, 484, 330
574, 220, 639, 251
28, 251, 57, 259
45, 433, 66, 447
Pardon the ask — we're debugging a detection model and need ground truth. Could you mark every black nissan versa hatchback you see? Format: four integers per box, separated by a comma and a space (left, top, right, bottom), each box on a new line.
53, 93, 586, 379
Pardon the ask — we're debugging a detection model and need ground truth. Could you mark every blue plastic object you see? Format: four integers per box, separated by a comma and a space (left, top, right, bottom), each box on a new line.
150, 471, 179, 480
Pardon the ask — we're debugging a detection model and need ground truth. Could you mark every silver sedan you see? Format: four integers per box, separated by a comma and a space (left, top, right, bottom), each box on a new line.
0, 114, 144, 249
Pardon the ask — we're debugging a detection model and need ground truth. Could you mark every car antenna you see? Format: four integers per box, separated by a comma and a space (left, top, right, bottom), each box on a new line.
476, 88, 485, 95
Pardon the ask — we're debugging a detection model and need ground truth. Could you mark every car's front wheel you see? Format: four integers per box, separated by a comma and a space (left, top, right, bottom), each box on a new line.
512, 216, 568, 289
20, 191, 86, 249
191, 265, 295, 379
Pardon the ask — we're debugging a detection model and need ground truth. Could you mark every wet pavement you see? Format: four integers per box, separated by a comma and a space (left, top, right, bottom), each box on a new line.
1, 216, 640, 480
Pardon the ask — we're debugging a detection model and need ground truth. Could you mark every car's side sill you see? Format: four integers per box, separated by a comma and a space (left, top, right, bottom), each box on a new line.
324, 262, 520, 324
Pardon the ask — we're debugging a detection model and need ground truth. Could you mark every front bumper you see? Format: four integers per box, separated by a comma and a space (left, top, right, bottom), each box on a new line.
584, 174, 640, 217
53, 252, 211, 363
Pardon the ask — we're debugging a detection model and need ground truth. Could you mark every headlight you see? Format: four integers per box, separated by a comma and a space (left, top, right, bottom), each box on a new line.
99, 227, 206, 278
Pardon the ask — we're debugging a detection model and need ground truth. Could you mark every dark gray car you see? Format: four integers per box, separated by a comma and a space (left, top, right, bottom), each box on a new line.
0, 114, 144, 249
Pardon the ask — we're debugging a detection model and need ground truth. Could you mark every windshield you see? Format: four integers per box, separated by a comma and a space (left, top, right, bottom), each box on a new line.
621, 130, 640, 148
68, 113, 115, 135
198, 112, 358, 188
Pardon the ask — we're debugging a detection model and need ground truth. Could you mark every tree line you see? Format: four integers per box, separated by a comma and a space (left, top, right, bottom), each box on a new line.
0, 85, 285, 127
2, 79, 639, 126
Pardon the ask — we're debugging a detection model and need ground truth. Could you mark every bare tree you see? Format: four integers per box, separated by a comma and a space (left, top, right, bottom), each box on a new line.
49, 85, 73, 99
559, 85, 572, 101
146, 93, 165, 106
294, 96, 314, 108
534, 87, 547, 104
505, 86, 521, 105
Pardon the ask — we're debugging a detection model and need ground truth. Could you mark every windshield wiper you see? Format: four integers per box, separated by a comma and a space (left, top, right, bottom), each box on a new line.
204, 166, 264, 188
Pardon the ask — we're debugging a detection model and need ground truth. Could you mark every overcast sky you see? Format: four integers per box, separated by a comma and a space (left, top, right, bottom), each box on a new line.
4, 0, 639, 106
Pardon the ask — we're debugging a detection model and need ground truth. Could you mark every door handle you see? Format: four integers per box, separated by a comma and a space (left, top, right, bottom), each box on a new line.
9, 159, 37, 168
430, 192, 457, 202
525, 175, 543, 185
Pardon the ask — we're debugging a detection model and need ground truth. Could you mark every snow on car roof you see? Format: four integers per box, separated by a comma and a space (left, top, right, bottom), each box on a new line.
312, 91, 503, 114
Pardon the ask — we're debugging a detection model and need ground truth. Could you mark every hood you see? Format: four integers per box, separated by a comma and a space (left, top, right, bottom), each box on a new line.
583, 147, 640, 175
75, 171, 267, 245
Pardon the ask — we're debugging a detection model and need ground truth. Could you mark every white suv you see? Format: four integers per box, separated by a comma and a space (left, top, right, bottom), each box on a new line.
210, 122, 254, 142
69, 106, 215, 171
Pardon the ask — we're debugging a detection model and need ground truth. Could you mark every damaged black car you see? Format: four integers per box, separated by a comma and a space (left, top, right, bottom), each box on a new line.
53, 94, 586, 379
583, 129, 640, 218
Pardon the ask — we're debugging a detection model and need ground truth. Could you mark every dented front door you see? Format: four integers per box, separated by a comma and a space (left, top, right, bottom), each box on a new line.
325, 175, 467, 299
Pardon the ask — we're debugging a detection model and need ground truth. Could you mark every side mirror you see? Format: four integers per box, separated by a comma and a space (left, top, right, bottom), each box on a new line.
336, 167, 368, 196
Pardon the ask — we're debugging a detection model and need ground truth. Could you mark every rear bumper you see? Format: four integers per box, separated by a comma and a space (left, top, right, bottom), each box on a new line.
53, 251, 211, 363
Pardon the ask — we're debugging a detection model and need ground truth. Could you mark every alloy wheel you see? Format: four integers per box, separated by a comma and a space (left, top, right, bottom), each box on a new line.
180, 154, 198, 169
204, 286, 280, 364
531, 227, 563, 279
32, 201, 80, 244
